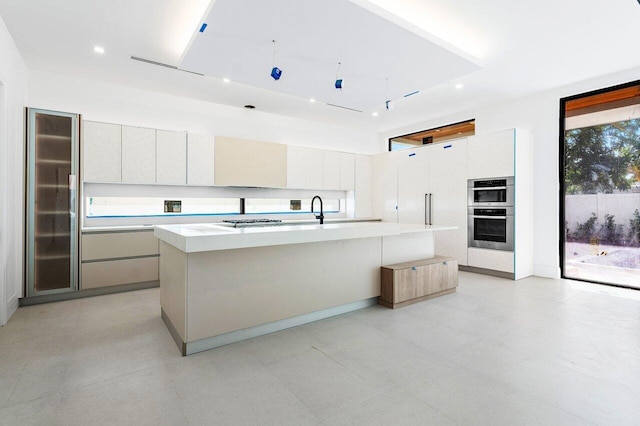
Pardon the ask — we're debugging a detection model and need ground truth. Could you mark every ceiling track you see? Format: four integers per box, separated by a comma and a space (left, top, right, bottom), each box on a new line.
326, 103, 363, 113
130, 56, 204, 76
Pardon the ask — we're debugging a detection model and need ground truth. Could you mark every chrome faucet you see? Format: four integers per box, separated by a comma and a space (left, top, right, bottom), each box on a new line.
311, 196, 324, 224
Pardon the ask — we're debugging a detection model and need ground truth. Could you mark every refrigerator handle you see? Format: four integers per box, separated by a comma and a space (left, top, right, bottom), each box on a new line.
429, 193, 433, 225
425, 193, 428, 225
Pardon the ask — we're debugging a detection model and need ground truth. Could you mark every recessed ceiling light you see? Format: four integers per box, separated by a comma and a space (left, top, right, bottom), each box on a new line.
455, 83, 464, 89
309, 98, 316, 103
223, 78, 230, 83
372, 112, 379, 117
93, 46, 105, 54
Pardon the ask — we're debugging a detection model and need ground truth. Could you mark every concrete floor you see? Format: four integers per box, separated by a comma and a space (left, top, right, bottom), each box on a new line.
1, 271, 639, 425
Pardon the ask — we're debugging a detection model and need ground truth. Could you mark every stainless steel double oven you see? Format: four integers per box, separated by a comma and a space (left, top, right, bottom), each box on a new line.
467, 176, 514, 251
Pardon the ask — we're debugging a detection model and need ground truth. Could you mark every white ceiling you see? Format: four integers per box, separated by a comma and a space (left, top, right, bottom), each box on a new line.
180, 0, 480, 112
1, 0, 640, 134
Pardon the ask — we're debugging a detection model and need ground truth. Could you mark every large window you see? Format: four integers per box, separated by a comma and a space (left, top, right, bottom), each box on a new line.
560, 81, 640, 289
244, 198, 342, 214
86, 197, 240, 217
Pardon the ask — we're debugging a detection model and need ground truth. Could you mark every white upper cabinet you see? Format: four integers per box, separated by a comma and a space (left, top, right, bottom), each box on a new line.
305, 148, 324, 190
187, 133, 215, 186
156, 130, 187, 185
286, 145, 306, 189
83, 121, 121, 183
122, 126, 156, 184
397, 147, 429, 225
339, 152, 355, 190
354, 154, 372, 218
467, 129, 515, 179
323, 150, 341, 190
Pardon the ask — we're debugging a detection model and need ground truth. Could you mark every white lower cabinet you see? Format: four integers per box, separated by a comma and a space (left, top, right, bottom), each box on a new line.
81, 230, 159, 290
82, 257, 159, 290
467, 247, 514, 273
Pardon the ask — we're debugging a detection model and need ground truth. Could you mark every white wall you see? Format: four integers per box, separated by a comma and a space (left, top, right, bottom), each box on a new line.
28, 70, 379, 154
381, 66, 640, 279
0, 15, 28, 325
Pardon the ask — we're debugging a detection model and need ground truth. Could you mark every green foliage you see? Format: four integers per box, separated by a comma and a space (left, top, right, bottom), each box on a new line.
571, 213, 598, 242
600, 214, 624, 244
629, 209, 640, 246
564, 118, 640, 194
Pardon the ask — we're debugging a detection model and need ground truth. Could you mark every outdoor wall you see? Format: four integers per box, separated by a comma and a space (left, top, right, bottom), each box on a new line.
0, 15, 28, 324
381, 65, 640, 279
565, 193, 640, 241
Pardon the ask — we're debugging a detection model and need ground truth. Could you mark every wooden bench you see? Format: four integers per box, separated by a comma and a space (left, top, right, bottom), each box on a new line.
380, 256, 458, 309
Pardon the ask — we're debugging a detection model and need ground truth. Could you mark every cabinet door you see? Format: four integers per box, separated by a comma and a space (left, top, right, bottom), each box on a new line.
214, 136, 287, 187
428, 139, 469, 265
467, 129, 515, 179
156, 130, 187, 185
339, 152, 355, 190
398, 148, 428, 224
83, 121, 121, 182
323, 150, 341, 190
286, 145, 306, 189
354, 154, 372, 218
122, 126, 155, 184
187, 133, 215, 186
305, 148, 324, 190
372, 151, 399, 223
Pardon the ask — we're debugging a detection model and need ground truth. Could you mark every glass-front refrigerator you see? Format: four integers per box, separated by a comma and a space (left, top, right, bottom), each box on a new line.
25, 108, 79, 297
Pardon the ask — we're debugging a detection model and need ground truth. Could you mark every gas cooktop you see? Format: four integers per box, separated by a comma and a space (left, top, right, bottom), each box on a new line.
222, 219, 283, 228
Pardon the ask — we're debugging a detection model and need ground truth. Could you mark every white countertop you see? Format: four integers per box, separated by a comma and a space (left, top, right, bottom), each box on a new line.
154, 221, 456, 253
81, 217, 381, 233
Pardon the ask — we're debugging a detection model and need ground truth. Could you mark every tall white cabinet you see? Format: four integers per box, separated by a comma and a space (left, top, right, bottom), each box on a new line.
428, 139, 469, 265
397, 148, 428, 225
373, 141, 469, 265
371, 130, 532, 278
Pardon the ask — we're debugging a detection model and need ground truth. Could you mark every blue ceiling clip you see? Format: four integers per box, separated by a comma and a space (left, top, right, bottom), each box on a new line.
199, 23, 208, 33
271, 67, 282, 80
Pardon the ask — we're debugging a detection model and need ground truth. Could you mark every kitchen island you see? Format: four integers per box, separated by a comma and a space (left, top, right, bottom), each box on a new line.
155, 221, 455, 355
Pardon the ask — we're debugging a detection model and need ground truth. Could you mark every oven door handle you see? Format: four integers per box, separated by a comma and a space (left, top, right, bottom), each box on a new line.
472, 186, 507, 191
471, 215, 509, 219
